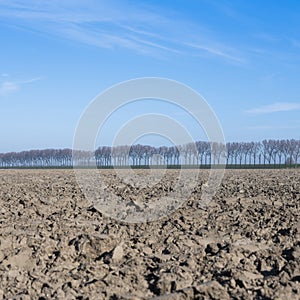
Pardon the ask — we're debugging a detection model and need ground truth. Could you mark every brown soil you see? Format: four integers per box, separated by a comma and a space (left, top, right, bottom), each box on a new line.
0, 169, 299, 299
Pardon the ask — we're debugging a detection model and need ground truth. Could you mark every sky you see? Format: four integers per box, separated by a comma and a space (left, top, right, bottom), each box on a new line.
0, 0, 300, 152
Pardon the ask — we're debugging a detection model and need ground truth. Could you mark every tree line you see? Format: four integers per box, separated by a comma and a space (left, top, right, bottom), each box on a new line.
0, 139, 299, 168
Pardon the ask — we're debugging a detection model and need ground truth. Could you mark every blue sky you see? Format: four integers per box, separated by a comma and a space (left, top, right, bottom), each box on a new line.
0, 0, 300, 152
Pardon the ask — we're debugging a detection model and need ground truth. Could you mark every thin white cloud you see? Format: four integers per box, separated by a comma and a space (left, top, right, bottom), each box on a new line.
185, 41, 243, 63
0, 0, 242, 62
18, 76, 44, 84
246, 124, 300, 130
0, 76, 43, 97
0, 81, 19, 96
245, 102, 300, 114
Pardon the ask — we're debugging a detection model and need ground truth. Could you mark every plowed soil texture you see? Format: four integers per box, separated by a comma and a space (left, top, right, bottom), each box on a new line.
0, 169, 299, 299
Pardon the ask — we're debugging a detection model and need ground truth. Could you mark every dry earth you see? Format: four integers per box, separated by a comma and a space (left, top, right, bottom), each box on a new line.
0, 169, 299, 299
